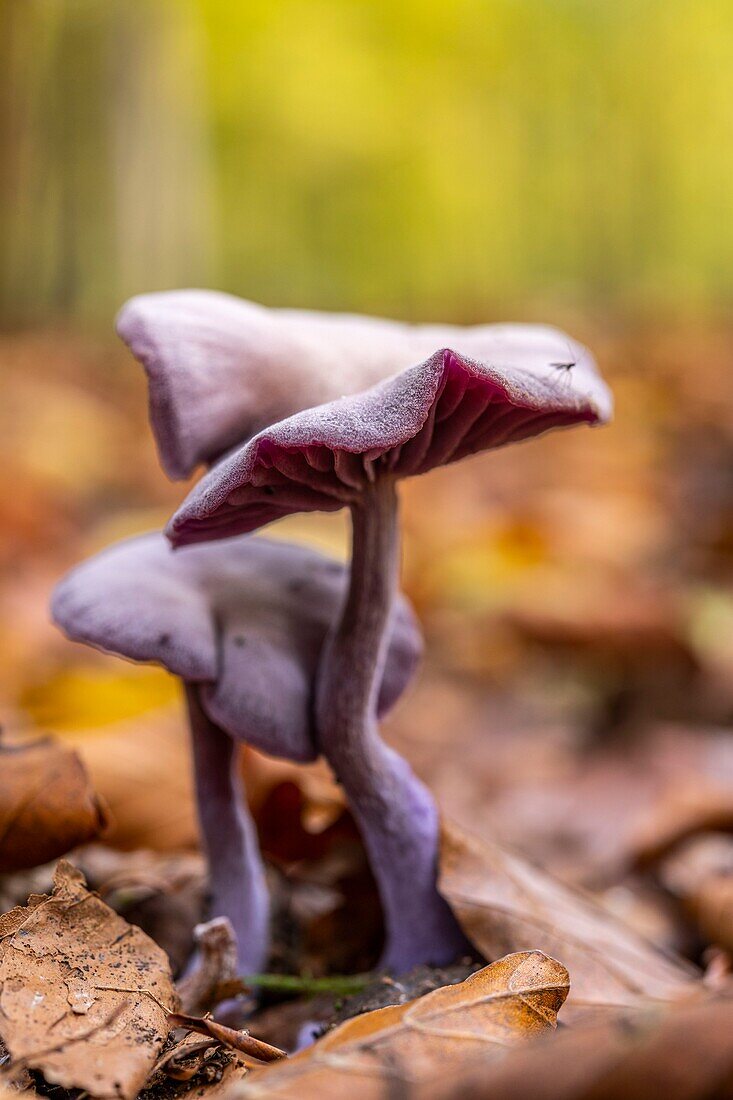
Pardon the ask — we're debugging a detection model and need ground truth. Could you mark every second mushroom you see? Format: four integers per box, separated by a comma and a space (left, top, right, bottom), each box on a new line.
52, 533, 422, 976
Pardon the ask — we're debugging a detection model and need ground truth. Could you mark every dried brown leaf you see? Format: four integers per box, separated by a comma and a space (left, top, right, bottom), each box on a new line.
0, 860, 177, 1099
439, 823, 699, 1020
234, 951, 569, 1099
81, 844, 207, 975
0, 731, 108, 872
420, 991, 733, 1100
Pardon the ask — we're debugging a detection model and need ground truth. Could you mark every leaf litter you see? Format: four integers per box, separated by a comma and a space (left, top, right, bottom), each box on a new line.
232, 951, 569, 1099
3, 328, 733, 1096
416, 988, 733, 1100
0, 861, 177, 1099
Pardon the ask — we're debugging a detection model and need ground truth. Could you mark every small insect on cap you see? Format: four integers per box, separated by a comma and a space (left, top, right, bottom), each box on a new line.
167, 324, 612, 547
51, 533, 423, 761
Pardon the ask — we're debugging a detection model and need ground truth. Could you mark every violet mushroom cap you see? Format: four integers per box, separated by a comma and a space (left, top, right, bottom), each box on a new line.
165, 325, 611, 976
117, 291, 609, 481
51, 533, 422, 977
50, 533, 422, 761
167, 334, 612, 545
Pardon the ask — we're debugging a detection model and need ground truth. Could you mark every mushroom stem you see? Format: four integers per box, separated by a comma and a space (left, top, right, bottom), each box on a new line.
184, 684, 270, 975
316, 475, 469, 971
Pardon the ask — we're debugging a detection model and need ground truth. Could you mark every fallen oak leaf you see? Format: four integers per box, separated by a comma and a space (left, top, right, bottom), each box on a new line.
439, 823, 700, 1021
0, 729, 109, 872
0, 860, 177, 1099
233, 951, 569, 1099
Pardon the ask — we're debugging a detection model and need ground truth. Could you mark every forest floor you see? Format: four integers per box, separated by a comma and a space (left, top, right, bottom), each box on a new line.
1, 320, 733, 1097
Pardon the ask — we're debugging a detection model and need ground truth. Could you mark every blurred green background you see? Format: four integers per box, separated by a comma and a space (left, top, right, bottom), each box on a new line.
2, 0, 732, 327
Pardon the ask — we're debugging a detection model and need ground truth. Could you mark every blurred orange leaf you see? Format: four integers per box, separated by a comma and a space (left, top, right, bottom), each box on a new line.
0, 729, 108, 872
440, 823, 699, 1020
63, 706, 197, 852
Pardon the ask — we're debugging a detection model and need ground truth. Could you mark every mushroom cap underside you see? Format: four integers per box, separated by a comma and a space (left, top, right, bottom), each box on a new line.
118, 291, 609, 480
169, 342, 611, 547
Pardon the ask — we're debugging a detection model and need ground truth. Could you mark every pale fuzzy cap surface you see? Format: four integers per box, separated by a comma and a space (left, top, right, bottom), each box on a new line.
117, 291, 611, 480
168, 335, 612, 546
51, 533, 423, 762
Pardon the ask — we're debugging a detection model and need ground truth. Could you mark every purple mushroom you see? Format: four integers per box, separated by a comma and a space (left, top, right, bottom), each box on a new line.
51, 533, 422, 974
118, 290, 602, 481
166, 319, 612, 973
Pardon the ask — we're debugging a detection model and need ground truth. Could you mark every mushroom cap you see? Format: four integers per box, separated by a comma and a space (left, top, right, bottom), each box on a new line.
117, 292, 610, 481
168, 333, 612, 547
51, 534, 422, 762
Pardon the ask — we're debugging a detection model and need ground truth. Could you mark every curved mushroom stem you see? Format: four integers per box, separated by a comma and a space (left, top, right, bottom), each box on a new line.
316, 475, 470, 971
184, 684, 270, 975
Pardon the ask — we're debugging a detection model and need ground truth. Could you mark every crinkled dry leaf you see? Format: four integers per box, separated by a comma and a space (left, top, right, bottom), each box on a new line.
420, 991, 733, 1100
0, 730, 108, 872
440, 823, 699, 1020
0, 861, 177, 1099
80, 844, 207, 976
234, 951, 569, 1099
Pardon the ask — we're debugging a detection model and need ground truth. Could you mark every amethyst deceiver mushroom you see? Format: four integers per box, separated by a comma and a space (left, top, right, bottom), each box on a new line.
118, 290, 601, 480
167, 321, 613, 972
51, 533, 422, 974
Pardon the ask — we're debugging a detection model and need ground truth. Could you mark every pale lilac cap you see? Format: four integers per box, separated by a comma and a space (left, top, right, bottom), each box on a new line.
51, 534, 422, 762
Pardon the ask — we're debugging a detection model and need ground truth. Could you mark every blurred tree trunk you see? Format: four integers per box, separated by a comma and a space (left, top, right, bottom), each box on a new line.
0, 0, 215, 329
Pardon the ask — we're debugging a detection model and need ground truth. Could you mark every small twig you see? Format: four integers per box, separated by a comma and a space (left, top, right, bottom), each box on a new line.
167, 1012, 286, 1063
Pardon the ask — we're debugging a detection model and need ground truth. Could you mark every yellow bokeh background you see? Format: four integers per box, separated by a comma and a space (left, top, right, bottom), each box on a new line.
3, 0, 732, 324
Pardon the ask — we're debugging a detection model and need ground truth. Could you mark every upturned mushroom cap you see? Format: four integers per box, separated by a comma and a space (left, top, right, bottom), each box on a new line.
117, 292, 610, 481
168, 331, 612, 546
51, 534, 422, 762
